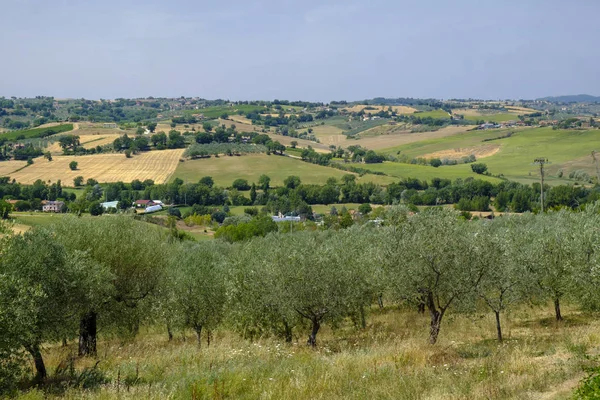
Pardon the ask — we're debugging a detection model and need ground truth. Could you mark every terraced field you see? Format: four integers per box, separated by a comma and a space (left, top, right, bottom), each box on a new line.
10, 149, 184, 185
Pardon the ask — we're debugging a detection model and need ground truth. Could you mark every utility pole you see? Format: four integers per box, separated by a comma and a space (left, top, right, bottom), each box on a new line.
533, 158, 550, 212
592, 151, 600, 182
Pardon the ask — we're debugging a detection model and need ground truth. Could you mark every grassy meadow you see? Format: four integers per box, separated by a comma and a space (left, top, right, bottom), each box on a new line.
379, 127, 600, 185
0, 123, 74, 141
412, 110, 451, 119
360, 162, 502, 183
15, 304, 598, 400
170, 154, 396, 186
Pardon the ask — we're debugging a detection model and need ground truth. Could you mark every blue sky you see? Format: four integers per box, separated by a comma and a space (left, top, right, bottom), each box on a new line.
1, 0, 598, 101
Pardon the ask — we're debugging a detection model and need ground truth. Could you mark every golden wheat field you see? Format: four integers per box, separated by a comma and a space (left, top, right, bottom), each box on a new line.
9, 149, 185, 185
0, 160, 27, 177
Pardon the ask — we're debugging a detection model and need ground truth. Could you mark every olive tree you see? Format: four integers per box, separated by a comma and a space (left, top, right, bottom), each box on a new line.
228, 237, 299, 342
168, 241, 227, 346
53, 216, 169, 356
0, 229, 110, 381
381, 208, 485, 344
521, 210, 577, 321
277, 231, 372, 346
473, 217, 535, 342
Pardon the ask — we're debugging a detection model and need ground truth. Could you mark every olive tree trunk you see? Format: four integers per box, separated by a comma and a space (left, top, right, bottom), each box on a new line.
307, 319, 320, 347
495, 311, 503, 342
26, 343, 47, 383
554, 298, 563, 321
194, 324, 202, 347
79, 311, 97, 356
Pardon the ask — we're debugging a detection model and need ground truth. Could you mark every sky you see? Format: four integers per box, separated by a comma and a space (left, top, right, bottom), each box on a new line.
1, 0, 599, 101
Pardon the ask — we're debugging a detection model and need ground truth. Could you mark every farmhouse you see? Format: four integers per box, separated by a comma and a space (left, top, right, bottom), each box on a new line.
134, 199, 156, 208
42, 201, 64, 213
103, 123, 117, 128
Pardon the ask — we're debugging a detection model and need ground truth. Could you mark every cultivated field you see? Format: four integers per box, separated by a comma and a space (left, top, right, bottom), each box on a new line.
171, 154, 395, 186
354, 125, 473, 151
9, 149, 184, 185
0, 160, 27, 176
412, 109, 451, 119
342, 104, 417, 114
422, 144, 501, 160
264, 133, 330, 152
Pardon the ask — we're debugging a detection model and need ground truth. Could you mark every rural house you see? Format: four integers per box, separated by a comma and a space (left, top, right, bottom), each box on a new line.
134, 199, 156, 209
42, 201, 64, 213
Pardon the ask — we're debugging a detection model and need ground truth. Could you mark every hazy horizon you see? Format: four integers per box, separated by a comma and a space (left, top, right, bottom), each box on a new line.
2, 0, 599, 101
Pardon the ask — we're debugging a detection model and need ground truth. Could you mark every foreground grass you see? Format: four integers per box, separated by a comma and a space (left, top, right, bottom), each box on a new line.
17, 306, 599, 399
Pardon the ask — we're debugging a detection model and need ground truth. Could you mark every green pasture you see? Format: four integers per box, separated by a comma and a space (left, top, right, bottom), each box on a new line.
183, 105, 266, 119
380, 127, 600, 184
412, 110, 450, 119
170, 154, 395, 187
360, 162, 502, 183
1, 124, 73, 141
12, 212, 65, 228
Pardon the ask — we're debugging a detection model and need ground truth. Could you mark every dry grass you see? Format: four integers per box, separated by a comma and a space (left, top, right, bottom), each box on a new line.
0, 160, 28, 177
505, 106, 538, 114
217, 118, 260, 133
10, 149, 184, 185
353, 125, 472, 151
80, 135, 122, 149
423, 144, 501, 160
342, 105, 417, 114
228, 115, 254, 125
264, 133, 330, 152
17, 305, 598, 400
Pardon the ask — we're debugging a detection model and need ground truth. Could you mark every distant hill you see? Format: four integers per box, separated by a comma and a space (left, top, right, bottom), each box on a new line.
537, 94, 600, 103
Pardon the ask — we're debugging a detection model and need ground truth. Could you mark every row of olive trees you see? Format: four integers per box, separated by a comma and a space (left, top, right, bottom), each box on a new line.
2, 206, 600, 390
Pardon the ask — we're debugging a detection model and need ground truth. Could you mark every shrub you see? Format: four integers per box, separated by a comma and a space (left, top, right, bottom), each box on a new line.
471, 163, 488, 174
167, 207, 182, 218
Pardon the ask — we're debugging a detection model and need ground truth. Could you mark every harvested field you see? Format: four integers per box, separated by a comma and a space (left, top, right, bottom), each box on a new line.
10, 149, 184, 185
310, 125, 346, 146
357, 123, 412, 137
0, 160, 28, 177
422, 144, 500, 160
81, 135, 121, 148
354, 125, 472, 150
342, 105, 417, 114
228, 115, 254, 125
505, 106, 538, 113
